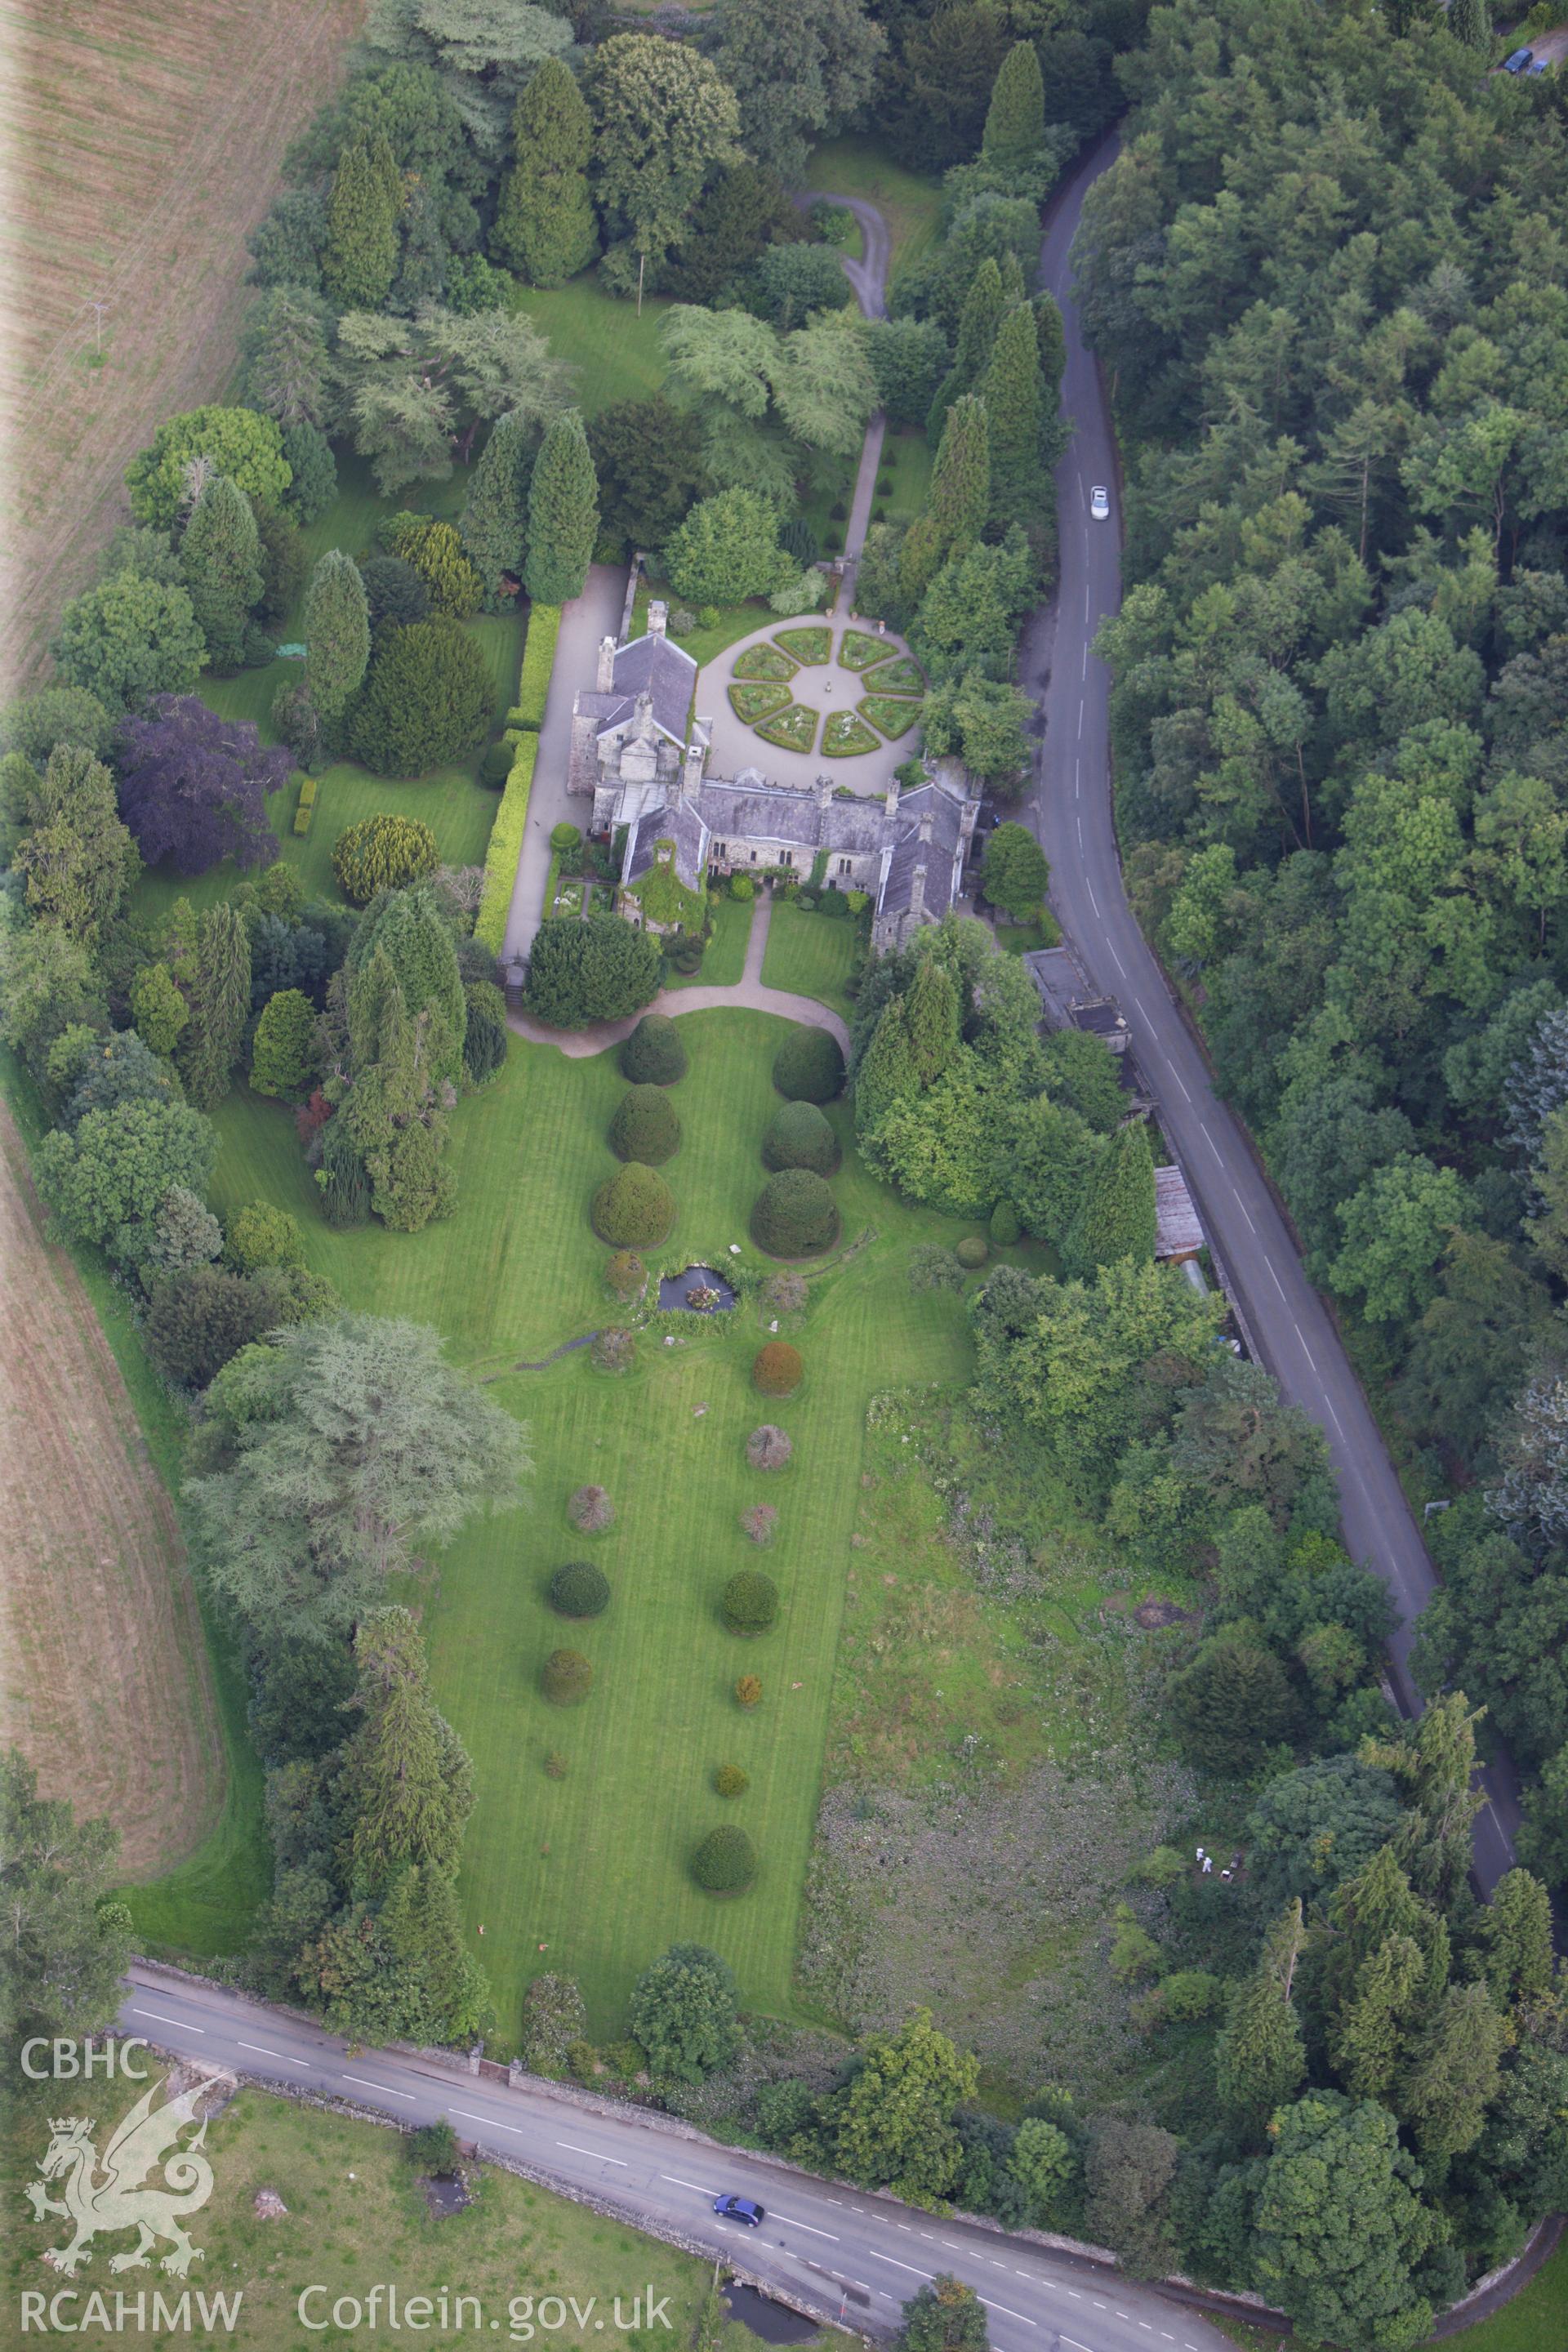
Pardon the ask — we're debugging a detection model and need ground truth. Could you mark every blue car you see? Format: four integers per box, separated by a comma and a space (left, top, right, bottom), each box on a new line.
714, 2194, 766, 2227
1503, 46, 1534, 71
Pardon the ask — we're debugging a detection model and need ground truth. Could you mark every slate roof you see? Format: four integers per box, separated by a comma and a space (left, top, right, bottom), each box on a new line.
596, 635, 696, 745
624, 799, 709, 894
697, 781, 822, 849
878, 785, 964, 917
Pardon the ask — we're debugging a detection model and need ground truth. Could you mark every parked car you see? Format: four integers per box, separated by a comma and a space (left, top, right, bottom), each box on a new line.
1089, 484, 1111, 520
713, 2194, 765, 2226
1503, 46, 1534, 70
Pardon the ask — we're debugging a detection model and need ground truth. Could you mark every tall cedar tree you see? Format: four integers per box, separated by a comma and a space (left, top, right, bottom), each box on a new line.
1032, 292, 1067, 403
241, 287, 334, 431
321, 135, 402, 311
901, 394, 991, 607
1064, 1118, 1156, 1276
14, 743, 139, 943
982, 41, 1046, 168
928, 257, 1006, 439
180, 901, 252, 1110
461, 411, 532, 603
904, 956, 961, 1082
982, 304, 1045, 526
180, 476, 264, 670
345, 1607, 473, 1886
492, 58, 598, 286
525, 411, 599, 606
1214, 1900, 1307, 2126
304, 550, 371, 720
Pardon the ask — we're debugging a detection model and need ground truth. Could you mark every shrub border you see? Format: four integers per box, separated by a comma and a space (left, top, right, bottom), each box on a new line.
475, 733, 537, 955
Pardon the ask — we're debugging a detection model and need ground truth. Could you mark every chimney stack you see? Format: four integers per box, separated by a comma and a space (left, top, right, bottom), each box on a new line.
682, 730, 707, 800
909, 861, 928, 922
884, 776, 901, 820
647, 599, 667, 641
816, 772, 833, 813
918, 808, 934, 844
596, 635, 616, 692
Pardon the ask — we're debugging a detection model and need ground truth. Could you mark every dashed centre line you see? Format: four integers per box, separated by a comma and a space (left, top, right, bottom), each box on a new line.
343, 2074, 412, 2100
555, 2140, 626, 2164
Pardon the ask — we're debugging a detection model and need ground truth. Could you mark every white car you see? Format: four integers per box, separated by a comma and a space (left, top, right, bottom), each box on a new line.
1089, 484, 1111, 520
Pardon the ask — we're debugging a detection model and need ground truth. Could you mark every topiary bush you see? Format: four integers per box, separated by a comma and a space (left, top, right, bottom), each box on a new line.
751, 1169, 840, 1258
550, 821, 583, 855
592, 1325, 635, 1374
735, 1674, 763, 1708
990, 1201, 1021, 1247
608, 1084, 681, 1165
956, 1234, 989, 1269
604, 1250, 645, 1302
773, 1025, 845, 1103
741, 1503, 778, 1546
761, 1098, 841, 1175
619, 1013, 687, 1086
721, 1570, 779, 1634
550, 1561, 611, 1618
746, 1424, 793, 1472
692, 1824, 757, 1893
568, 1483, 614, 1533
543, 1648, 594, 1704
753, 1341, 804, 1396
331, 813, 440, 906
593, 1161, 675, 1247
715, 1764, 749, 1797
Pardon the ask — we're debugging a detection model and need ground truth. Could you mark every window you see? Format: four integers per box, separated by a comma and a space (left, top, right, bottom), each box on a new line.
838, 858, 852, 875
713, 840, 727, 859
780, 849, 793, 867
750, 849, 758, 863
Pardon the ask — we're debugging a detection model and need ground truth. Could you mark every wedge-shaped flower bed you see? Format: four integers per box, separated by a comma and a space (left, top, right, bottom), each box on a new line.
775, 626, 830, 664
822, 711, 880, 756
861, 653, 924, 695
839, 628, 893, 670
860, 695, 923, 739
728, 681, 790, 723
756, 704, 817, 754
733, 644, 797, 682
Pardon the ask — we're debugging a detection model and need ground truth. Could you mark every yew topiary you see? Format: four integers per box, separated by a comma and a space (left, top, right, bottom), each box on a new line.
693, 1824, 757, 1893
543, 1647, 594, 1704
620, 1013, 687, 1086
956, 1234, 989, 1269
568, 1483, 614, 1533
593, 1160, 675, 1247
773, 1025, 844, 1103
753, 1341, 803, 1396
550, 1561, 610, 1618
751, 1168, 839, 1258
715, 1764, 749, 1797
762, 1098, 841, 1176
735, 1675, 763, 1708
746, 1424, 793, 1472
332, 813, 439, 906
990, 1200, 1021, 1246
604, 1250, 645, 1302
609, 1084, 681, 1165
722, 1570, 779, 1634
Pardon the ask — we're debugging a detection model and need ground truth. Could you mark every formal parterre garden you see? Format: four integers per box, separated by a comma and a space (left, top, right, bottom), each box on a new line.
724, 625, 925, 759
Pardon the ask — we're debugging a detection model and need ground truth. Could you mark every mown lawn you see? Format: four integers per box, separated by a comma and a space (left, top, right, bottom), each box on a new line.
194, 1010, 980, 2041
881, 425, 933, 527
511, 276, 671, 413
1428, 2237, 1568, 2352
663, 891, 754, 990
804, 138, 945, 281
760, 901, 862, 1021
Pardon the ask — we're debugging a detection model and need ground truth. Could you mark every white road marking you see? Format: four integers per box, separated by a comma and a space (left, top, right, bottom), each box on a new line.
237, 2041, 308, 2067
1076, 816, 1084, 846
979, 2301, 1036, 2327
867, 2254, 933, 2280
556, 2140, 626, 2165
1327, 1400, 1347, 1440
771, 2212, 838, 2241
1108, 945, 1125, 976
1081, 644, 1087, 679
1172, 1068, 1191, 1102
942, 2242, 965, 2252
449, 2106, 524, 2136
1236, 1196, 1256, 1233
661, 2174, 718, 2195
343, 2074, 414, 2100
1199, 1119, 1214, 1147
131, 2009, 200, 2033
1267, 1259, 1288, 1300
1077, 703, 1084, 738
1087, 884, 1100, 916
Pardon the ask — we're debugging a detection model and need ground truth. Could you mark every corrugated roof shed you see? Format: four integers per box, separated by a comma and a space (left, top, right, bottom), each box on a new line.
1155, 1164, 1204, 1261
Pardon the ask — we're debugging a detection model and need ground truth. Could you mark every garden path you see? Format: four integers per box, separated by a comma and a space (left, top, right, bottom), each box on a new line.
501, 562, 626, 969
504, 893, 851, 1058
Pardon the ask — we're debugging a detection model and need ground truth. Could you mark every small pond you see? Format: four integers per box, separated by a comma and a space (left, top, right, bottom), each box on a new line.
659, 1264, 738, 1312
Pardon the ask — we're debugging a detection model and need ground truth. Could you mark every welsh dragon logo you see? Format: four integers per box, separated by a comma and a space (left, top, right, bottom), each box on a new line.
25, 2071, 225, 2278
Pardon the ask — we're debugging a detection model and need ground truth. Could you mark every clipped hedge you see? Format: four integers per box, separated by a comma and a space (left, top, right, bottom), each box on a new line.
550, 1561, 611, 1619
608, 1084, 681, 1166
762, 1099, 840, 1176
620, 1013, 688, 1086
293, 776, 318, 836
542, 1647, 594, 1705
693, 1824, 757, 1893
773, 1025, 844, 1103
515, 603, 563, 730
753, 1341, 803, 1396
592, 1160, 675, 1247
721, 1569, 779, 1634
751, 1168, 840, 1258
474, 733, 537, 955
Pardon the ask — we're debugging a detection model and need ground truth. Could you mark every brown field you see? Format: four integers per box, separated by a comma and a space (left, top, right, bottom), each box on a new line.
0, 1102, 223, 1874
0, 0, 363, 691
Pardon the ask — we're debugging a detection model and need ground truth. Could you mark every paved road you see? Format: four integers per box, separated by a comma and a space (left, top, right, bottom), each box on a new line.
118, 1967, 1229, 2352
1023, 140, 1522, 1890
503, 564, 626, 969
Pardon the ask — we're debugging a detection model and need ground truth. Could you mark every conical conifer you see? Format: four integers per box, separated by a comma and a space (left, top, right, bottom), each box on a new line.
983, 42, 1045, 168
525, 410, 599, 605
180, 476, 263, 669
492, 58, 598, 287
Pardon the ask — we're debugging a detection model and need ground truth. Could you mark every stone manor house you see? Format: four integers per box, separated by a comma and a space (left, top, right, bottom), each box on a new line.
568, 603, 979, 955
